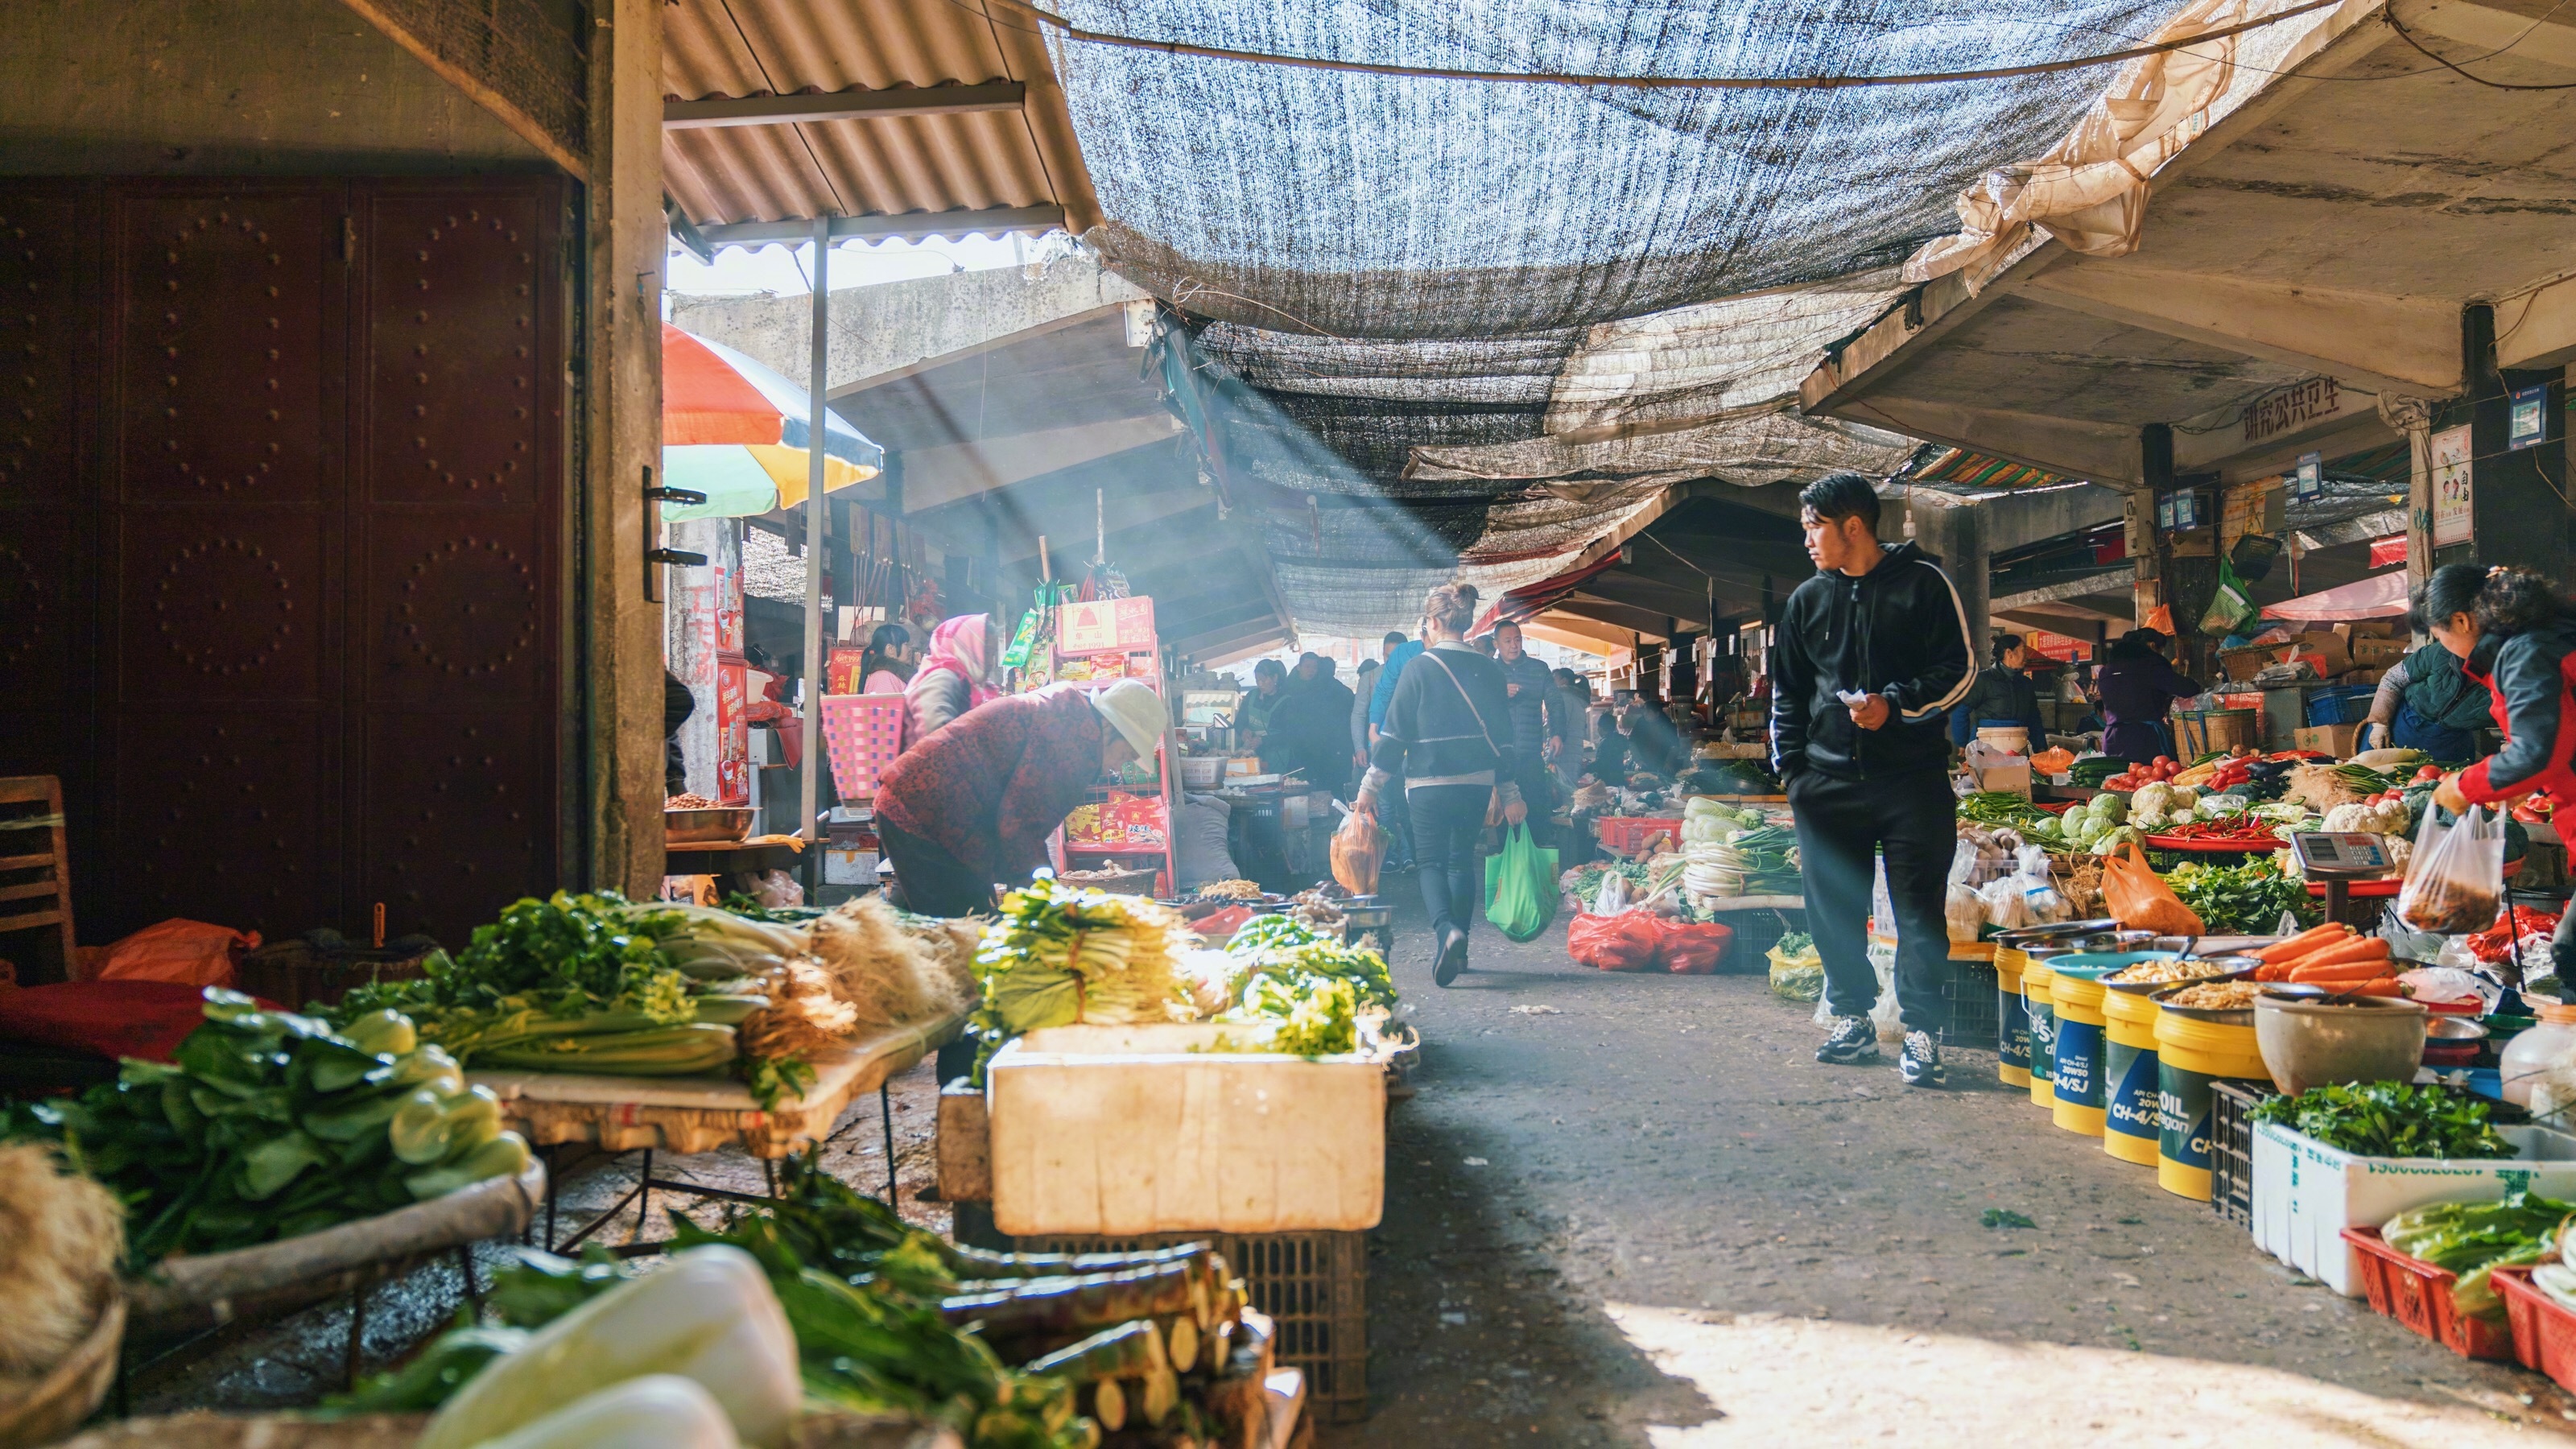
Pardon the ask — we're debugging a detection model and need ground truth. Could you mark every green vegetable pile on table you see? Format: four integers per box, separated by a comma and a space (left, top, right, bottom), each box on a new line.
1957, 791, 2050, 828
2381, 1191, 2576, 1321
2165, 857, 2322, 934
2250, 1082, 2515, 1161
339, 1154, 1269, 1448
1212, 915, 1394, 1057
6, 989, 528, 1265
967, 877, 1187, 1080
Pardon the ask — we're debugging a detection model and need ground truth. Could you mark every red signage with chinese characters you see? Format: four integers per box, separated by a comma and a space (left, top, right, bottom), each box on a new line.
1055, 597, 1157, 656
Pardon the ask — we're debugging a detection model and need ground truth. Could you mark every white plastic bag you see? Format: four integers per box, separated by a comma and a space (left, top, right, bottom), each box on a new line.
1592, 870, 1630, 916
2013, 843, 2068, 925
1945, 837, 1986, 943
2396, 804, 2505, 935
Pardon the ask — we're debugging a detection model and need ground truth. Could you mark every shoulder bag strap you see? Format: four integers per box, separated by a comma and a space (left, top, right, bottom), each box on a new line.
1419, 649, 1504, 759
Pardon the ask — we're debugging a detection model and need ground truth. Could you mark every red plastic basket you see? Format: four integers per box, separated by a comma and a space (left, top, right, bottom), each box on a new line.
2339, 1227, 2516, 1360
2496, 1265, 2576, 1388
1596, 816, 1683, 855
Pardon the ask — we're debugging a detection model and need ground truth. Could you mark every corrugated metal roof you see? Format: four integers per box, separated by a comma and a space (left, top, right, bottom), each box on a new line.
663, 0, 1100, 237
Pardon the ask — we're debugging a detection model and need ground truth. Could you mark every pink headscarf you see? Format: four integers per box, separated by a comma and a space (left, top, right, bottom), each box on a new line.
910, 613, 1000, 708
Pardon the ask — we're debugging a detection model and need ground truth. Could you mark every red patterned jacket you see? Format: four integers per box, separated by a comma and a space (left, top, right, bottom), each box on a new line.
875, 686, 1104, 884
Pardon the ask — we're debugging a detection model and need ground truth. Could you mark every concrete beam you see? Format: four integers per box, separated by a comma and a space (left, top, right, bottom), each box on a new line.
2400, 0, 2576, 71
2499, 270, 2576, 371
1831, 395, 2144, 488
1558, 594, 1675, 641
2021, 264, 2459, 397
1993, 569, 2135, 612
1521, 621, 1617, 657
1176, 616, 1290, 654
2170, 378, 2398, 481
1199, 629, 1298, 669
1529, 610, 1638, 650
697, 207, 1064, 250
1799, 242, 2058, 416
666, 82, 1025, 130
902, 415, 1183, 513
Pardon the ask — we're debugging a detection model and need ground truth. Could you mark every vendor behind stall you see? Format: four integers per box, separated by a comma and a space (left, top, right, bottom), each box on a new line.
1949, 634, 2048, 749
874, 680, 1170, 917
2362, 628, 2496, 761
2095, 628, 2199, 762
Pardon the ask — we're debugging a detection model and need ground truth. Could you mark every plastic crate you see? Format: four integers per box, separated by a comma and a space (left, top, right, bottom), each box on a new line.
1705, 908, 1802, 971
2208, 1079, 2276, 1228
2341, 1227, 2516, 1360
2496, 1265, 2576, 1389
1015, 1228, 1368, 1425
1938, 956, 1999, 1049
1595, 816, 1683, 855
2305, 684, 2378, 727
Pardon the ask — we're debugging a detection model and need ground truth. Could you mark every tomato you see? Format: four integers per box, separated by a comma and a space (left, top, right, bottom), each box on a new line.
2153, 755, 2174, 768
2414, 766, 2443, 782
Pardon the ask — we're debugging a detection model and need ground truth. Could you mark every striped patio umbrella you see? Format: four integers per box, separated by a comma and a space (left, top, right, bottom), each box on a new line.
663, 323, 882, 519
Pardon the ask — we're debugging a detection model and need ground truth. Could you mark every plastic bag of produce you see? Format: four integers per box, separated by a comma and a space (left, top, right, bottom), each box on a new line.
1567, 910, 1660, 971
2397, 803, 2506, 935
1651, 918, 1733, 974
1592, 869, 1631, 916
1767, 938, 1824, 1001
1945, 839, 1986, 943
2101, 842, 2204, 935
1330, 803, 1387, 896
1482, 825, 1561, 943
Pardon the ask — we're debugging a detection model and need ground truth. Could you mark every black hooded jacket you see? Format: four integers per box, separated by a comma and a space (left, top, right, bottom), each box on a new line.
1769, 540, 1975, 782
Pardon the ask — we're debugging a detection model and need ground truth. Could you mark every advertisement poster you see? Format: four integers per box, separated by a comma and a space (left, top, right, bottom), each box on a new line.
714, 659, 751, 804
2431, 423, 2473, 548
1056, 596, 1157, 655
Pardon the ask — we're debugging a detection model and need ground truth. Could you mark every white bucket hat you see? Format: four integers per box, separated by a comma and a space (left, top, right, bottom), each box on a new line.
1091, 679, 1168, 760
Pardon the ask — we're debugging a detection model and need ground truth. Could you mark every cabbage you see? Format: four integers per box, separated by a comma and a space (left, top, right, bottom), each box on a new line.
479, 1377, 741, 1449
419, 1246, 799, 1449
2132, 783, 2175, 819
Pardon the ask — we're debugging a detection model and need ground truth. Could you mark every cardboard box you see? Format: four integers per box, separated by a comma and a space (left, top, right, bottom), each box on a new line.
2351, 636, 2407, 669
2219, 644, 2292, 683
2295, 723, 2360, 757
2253, 1122, 2576, 1295
2296, 631, 2353, 677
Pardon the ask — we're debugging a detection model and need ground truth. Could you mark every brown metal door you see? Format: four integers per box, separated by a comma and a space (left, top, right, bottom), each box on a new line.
0, 176, 566, 960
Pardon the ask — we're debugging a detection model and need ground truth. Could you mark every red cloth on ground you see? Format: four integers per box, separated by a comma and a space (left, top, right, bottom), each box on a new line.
0, 982, 275, 1063
875, 686, 1106, 886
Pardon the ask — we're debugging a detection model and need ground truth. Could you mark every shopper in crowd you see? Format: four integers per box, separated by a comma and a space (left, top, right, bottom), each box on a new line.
1349, 658, 1380, 774
1238, 657, 1290, 762
1368, 630, 1422, 744
1773, 470, 1974, 1088
902, 613, 1000, 750
1551, 667, 1591, 791
1355, 584, 1523, 987
1265, 654, 1357, 797
2093, 628, 2199, 763
663, 667, 696, 796
876, 679, 1170, 917
858, 622, 915, 695
2362, 618, 2496, 762
1492, 621, 1563, 844
1621, 688, 1686, 777
1590, 693, 1631, 782
1950, 633, 2048, 749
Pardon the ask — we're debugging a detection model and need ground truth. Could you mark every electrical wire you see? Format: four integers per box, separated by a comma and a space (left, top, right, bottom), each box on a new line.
2385, 8, 2576, 89
969, 0, 2343, 90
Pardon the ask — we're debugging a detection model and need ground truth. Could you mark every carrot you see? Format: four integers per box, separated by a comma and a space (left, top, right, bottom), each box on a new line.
2278, 937, 2390, 974
2342, 979, 2403, 997
2257, 924, 2351, 964
2290, 958, 2397, 984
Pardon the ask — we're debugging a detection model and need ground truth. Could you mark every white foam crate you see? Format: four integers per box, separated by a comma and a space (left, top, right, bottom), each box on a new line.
2251, 1121, 2576, 1295
985, 1022, 1385, 1236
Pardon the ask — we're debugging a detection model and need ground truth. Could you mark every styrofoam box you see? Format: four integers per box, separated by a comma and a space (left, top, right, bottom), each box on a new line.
2252, 1121, 2576, 1295
985, 1022, 1385, 1236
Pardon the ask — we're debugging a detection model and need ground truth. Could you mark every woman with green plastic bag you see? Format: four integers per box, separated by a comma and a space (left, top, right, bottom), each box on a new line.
1483, 824, 1559, 942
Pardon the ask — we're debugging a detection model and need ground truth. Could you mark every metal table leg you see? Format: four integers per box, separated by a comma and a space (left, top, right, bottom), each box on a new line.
881, 1081, 898, 1204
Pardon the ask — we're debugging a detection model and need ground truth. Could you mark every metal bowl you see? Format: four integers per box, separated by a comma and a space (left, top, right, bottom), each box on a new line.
665, 806, 756, 844
2149, 979, 2261, 1026
2103, 955, 2260, 995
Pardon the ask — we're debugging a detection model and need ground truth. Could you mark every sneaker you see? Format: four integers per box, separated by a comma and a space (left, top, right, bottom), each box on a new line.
1901, 1030, 1948, 1088
1433, 924, 1468, 988
1814, 1015, 1880, 1065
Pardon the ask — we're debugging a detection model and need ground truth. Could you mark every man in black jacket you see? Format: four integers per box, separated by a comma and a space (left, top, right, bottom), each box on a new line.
1771, 473, 1975, 1088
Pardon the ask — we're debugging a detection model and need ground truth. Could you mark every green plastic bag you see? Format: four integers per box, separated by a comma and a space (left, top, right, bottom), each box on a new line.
1483, 824, 1561, 943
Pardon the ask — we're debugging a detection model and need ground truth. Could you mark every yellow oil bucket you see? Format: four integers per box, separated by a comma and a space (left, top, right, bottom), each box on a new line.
2022, 958, 2058, 1109
2153, 1004, 2268, 1200
2043, 961, 2119, 1137
2100, 984, 2165, 1167
1994, 945, 2030, 1088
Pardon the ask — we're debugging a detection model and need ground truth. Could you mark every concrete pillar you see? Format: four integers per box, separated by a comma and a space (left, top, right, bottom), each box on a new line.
1908, 490, 1988, 662
580, 0, 666, 894
2465, 305, 2574, 580
2132, 424, 2172, 629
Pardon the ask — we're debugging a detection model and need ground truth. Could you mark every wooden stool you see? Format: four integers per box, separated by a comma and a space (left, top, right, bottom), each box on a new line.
0, 774, 76, 981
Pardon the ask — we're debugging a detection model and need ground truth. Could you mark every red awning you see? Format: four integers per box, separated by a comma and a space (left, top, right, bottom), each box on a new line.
2260, 570, 2408, 621
1471, 553, 1627, 636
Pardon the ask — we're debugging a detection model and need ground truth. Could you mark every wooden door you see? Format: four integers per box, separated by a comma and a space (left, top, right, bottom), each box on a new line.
0, 177, 567, 964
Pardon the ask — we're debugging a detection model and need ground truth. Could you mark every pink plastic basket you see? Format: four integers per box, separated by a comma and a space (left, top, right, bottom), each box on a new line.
821, 693, 907, 799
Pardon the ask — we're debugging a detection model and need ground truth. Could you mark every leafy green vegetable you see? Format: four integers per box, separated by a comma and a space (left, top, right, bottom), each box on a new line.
2165, 857, 2321, 934
2380, 1191, 2576, 1320
2251, 1082, 2515, 1160
1958, 792, 2050, 828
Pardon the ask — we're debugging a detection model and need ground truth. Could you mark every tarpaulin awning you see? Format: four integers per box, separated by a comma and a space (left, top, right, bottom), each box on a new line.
2260, 570, 2407, 622
1472, 554, 1626, 635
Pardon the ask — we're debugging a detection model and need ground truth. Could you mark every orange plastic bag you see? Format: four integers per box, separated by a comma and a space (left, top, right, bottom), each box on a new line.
1567, 910, 1661, 971
94, 919, 259, 987
2101, 843, 2203, 935
1331, 805, 1387, 896
1652, 918, 1735, 974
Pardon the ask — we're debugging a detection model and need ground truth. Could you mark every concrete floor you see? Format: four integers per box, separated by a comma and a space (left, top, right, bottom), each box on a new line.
1328, 898, 2576, 1447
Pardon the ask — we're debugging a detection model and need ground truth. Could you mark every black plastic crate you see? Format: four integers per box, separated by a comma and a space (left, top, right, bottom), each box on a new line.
1938, 956, 2000, 1050
1013, 1228, 1369, 1424
1711, 907, 1804, 973
2209, 1078, 2276, 1228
